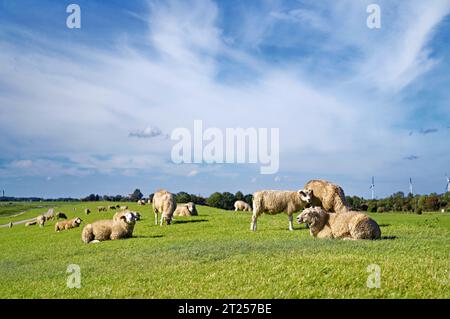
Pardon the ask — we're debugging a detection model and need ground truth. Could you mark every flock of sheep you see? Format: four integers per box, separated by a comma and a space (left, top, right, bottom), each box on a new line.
23, 179, 381, 243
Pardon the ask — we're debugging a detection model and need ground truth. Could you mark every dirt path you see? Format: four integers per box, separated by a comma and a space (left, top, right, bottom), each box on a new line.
0, 216, 37, 228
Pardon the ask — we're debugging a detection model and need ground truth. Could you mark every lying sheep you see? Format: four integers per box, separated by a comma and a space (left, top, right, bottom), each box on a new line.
137, 200, 146, 206
174, 202, 198, 217
81, 212, 138, 243
234, 200, 251, 212
120, 206, 128, 210
25, 220, 37, 227
297, 207, 381, 240
112, 211, 140, 238
304, 180, 350, 214
152, 189, 176, 225
56, 212, 67, 220
85, 208, 91, 215
55, 217, 82, 232
251, 189, 313, 231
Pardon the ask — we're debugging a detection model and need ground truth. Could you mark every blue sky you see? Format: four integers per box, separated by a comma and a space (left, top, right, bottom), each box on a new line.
1, 0, 450, 198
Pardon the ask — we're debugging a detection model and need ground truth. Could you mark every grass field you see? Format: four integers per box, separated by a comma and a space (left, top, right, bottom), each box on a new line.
0, 202, 449, 299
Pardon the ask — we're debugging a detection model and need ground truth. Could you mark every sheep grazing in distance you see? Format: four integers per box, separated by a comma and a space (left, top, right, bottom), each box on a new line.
97, 206, 107, 212
108, 205, 116, 210
137, 199, 146, 206
81, 212, 138, 243
174, 202, 198, 217
234, 200, 251, 212
43, 209, 55, 221
251, 190, 313, 231
36, 215, 46, 227
56, 212, 67, 220
8, 222, 13, 228
85, 208, 91, 215
115, 204, 121, 209
304, 180, 350, 214
297, 207, 381, 240
120, 206, 128, 210
152, 189, 176, 225
55, 217, 82, 232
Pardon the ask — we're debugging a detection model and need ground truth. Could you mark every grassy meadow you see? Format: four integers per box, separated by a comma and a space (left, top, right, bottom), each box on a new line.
0, 201, 449, 299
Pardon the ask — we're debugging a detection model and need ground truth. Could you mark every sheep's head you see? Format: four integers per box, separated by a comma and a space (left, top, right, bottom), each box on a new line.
297, 207, 322, 226
121, 212, 138, 224
297, 189, 313, 204
73, 218, 82, 226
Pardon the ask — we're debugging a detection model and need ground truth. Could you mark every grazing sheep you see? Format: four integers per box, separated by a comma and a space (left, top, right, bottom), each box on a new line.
85, 208, 91, 215
234, 200, 251, 212
115, 204, 120, 209
56, 212, 68, 219
108, 205, 116, 210
55, 217, 82, 232
304, 180, 350, 214
120, 205, 128, 210
137, 199, 146, 206
251, 189, 313, 231
43, 209, 55, 221
8, 222, 13, 228
81, 212, 138, 243
297, 207, 381, 240
36, 215, 46, 227
174, 202, 198, 217
152, 189, 176, 225
97, 206, 107, 212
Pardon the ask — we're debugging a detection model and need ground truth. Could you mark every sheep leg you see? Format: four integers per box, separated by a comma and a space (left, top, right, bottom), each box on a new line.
250, 214, 257, 231
288, 214, 294, 231
154, 212, 158, 225
160, 214, 164, 226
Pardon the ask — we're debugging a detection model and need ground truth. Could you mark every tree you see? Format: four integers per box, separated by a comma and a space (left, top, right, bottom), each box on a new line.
206, 192, 224, 208
235, 191, 244, 201
129, 189, 143, 202
176, 192, 191, 203
222, 192, 236, 210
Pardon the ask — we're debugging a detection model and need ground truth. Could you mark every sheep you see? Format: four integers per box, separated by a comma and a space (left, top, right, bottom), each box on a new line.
115, 204, 121, 209
56, 212, 68, 219
137, 199, 146, 206
152, 189, 176, 225
297, 207, 381, 240
8, 222, 13, 228
81, 212, 138, 243
112, 211, 140, 238
55, 217, 82, 232
25, 220, 37, 227
43, 209, 55, 221
174, 202, 198, 217
120, 205, 128, 210
85, 208, 91, 215
304, 180, 350, 214
234, 200, 251, 212
251, 189, 313, 231
108, 205, 116, 210
97, 206, 107, 212
36, 215, 46, 227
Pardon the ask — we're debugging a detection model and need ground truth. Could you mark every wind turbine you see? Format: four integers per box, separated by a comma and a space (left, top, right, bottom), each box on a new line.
446, 174, 450, 193
370, 176, 375, 199
409, 178, 413, 195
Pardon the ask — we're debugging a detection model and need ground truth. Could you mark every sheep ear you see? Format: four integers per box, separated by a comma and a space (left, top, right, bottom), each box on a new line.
298, 190, 305, 196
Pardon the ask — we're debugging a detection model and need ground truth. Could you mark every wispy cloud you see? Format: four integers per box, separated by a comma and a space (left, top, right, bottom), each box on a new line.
129, 126, 163, 138
404, 155, 419, 161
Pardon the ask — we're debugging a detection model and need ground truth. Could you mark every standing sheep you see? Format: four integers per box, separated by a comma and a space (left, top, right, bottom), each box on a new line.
81, 212, 138, 243
97, 206, 107, 212
56, 212, 68, 220
36, 215, 46, 228
120, 206, 128, 210
297, 207, 381, 240
55, 217, 82, 232
174, 202, 198, 217
234, 200, 251, 212
152, 189, 176, 225
43, 209, 55, 221
304, 180, 350, 214
85, 208, 91, 215
251, 189, 313, 231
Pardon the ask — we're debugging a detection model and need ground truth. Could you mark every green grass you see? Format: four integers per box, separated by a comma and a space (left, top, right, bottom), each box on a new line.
0, 202, 449, 299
